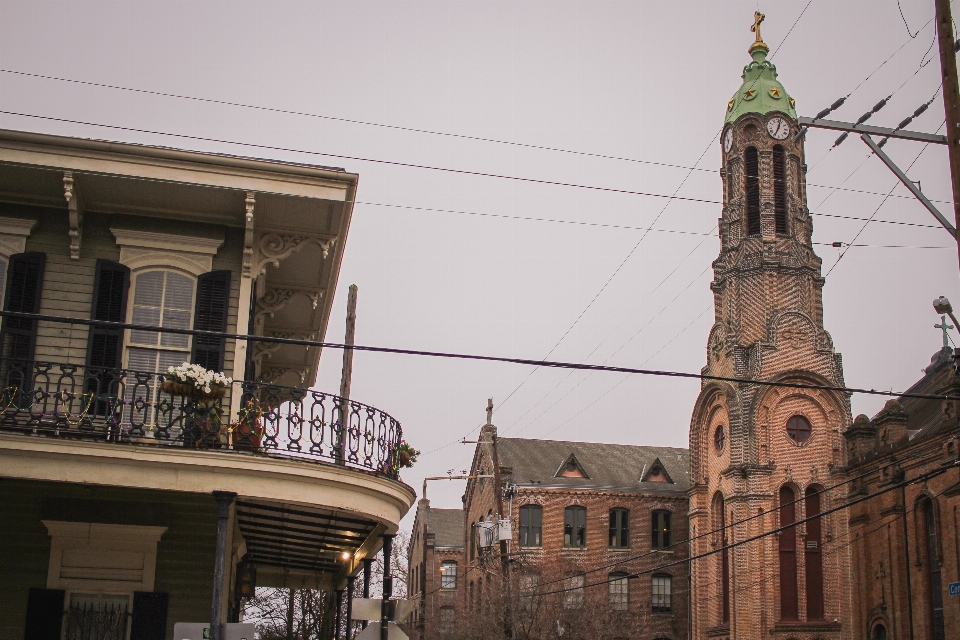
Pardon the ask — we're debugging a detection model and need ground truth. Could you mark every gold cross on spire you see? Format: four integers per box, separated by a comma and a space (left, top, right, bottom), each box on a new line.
748, 11, 769, 55
751, 11, 765, 45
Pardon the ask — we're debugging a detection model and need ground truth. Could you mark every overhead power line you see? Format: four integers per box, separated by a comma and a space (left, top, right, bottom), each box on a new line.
0, 68, 708, 173
3, 308, 959, 403
0, 109, 727, 205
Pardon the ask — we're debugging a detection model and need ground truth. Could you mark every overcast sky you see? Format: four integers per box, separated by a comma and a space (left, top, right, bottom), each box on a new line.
1, 0, 957, 521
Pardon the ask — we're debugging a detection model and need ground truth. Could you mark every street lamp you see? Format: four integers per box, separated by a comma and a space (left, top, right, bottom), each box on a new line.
933, 296, 960, 338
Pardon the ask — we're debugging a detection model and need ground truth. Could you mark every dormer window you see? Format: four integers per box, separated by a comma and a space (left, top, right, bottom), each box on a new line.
555, 454, 588, 479
642, 458, 674, 484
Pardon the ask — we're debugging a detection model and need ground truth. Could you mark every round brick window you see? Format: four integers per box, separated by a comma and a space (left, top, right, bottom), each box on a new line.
786, 415, 812, 444
714, 425, 725, 453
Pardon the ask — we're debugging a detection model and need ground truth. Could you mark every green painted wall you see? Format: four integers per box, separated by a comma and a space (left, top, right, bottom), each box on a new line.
0, 479, 219, 640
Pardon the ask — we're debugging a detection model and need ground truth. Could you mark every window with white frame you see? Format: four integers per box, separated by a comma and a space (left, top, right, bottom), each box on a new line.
126, 270, 196, 373
440, 561, 458, 590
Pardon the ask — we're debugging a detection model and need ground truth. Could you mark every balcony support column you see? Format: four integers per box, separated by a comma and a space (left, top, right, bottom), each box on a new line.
380, 534, 394, 640
362, 558, 372, 629
346, 575, 356, 640
230, 192, 256, 422
211, 491, 237, 640
335, 589, 344, 639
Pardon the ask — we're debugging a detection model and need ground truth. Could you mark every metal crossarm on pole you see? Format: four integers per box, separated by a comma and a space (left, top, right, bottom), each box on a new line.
861, 133, 958, 237
798, 116, 949, 144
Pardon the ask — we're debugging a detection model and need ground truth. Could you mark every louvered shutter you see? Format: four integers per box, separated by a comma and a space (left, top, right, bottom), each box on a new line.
23, 587, 64, 640
1, 252, 45, 362
86, 260, 129, 370
191, 270, 231, 373
85, 261, 130, 413
130, 591, 168, 640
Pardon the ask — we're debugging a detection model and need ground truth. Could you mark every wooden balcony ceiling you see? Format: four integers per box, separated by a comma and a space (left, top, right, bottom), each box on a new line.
237, 500, 378, 576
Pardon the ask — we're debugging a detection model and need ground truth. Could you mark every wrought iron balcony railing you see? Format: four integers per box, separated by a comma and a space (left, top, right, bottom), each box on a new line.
0, 358, 404, 480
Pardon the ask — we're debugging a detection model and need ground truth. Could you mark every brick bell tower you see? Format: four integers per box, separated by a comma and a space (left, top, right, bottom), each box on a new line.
687, 13, 853, 640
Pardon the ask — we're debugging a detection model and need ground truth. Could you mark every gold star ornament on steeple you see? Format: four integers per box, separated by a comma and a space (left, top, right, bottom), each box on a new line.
749, 11, 769, 55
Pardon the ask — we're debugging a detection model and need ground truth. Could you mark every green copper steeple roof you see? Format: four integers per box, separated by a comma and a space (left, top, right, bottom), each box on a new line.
725, 31, 797, 124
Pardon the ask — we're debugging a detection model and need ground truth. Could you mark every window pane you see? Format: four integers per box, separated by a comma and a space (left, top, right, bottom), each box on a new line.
133, 271, 164, 306
164, 272, 195, 310
564, 574, 584, 609
652, 575, 672, 612
130, 306, 161, 346
608, 574, 629, 610
441, 562, 458, 590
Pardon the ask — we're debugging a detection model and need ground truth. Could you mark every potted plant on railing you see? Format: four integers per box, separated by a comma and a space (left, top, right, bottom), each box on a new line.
160, 363, 232, 449
382, 440, 420, 478
230, 400, 263, 453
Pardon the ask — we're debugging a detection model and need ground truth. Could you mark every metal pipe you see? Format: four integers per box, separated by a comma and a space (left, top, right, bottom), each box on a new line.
861, 133, 957, 237
210, 491, 237, 640
798, 117, 948, 145
422, 475, 493, 498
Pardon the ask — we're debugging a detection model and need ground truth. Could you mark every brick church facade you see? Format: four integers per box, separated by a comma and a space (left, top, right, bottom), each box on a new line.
687, 22, 854, 640
687, 16, 960, 640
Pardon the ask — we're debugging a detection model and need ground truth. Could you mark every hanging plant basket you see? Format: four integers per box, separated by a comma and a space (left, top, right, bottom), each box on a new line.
160, 380, 227, 402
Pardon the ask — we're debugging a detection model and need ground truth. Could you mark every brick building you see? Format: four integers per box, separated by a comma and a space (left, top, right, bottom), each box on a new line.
844, 346, 960, 640
408, 501, 465, 638
457, 410, 690, 640
687, 22, 853, 640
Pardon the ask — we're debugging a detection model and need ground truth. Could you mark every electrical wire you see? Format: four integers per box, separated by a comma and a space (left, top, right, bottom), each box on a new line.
3, 307, 958, 403
826, 121, 944, 276
0, 68, 719, 174
0, 109, 724, 206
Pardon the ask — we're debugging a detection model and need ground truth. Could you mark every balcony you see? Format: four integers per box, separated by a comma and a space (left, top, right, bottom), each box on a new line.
0, 358, 403, 480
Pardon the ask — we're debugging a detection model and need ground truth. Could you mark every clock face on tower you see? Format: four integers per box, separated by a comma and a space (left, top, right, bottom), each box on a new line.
767, 117, 790, 140
723, 128, 734, 153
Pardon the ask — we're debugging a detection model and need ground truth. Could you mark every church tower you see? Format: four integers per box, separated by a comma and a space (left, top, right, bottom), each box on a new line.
687, 14, 853, 640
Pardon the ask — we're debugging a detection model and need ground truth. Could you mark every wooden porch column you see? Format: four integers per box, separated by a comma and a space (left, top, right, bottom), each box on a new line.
211, 491, 236, 640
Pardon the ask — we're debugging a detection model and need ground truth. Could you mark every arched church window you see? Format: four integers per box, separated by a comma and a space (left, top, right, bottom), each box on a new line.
714, 425, 726, 453
871, 623, 887, 639
779, 485, 799, 620
712, 492, 730, 624
773, 145, 788, 235
804, 486, 824, 619
921, 498, 946, 639
744, 146, 761, 236
786, 415, 812, 444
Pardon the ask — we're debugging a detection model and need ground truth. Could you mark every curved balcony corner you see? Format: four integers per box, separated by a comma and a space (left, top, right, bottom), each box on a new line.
0, 358, 409, 483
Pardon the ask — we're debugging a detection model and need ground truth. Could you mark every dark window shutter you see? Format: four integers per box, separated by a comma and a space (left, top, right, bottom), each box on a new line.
87, 260, 130, 369
1, 252, 46, 361
130, 591, 168, 640
23, 587, 64, 640
191, 270, 231, 373
85, 261, 130, 413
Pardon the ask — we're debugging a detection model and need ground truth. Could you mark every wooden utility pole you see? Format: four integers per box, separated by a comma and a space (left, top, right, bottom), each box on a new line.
935, 0, 960, 274
484, 398, 513, 638
339, 284, 359, 402
337, 285, 358, 465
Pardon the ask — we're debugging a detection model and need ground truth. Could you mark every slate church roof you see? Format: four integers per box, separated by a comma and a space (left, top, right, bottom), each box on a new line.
497, 437, 690, 494
426, 508, 465, 548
